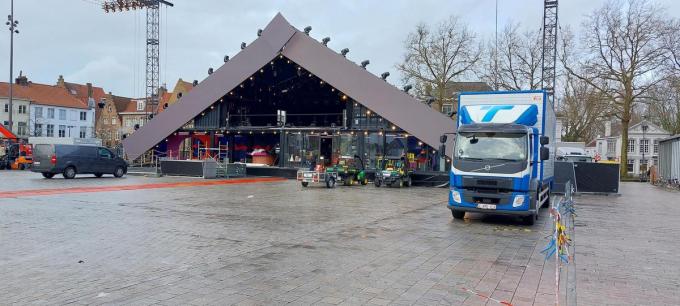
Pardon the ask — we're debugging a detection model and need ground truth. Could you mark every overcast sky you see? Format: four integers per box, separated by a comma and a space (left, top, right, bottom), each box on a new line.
1, 0, 679, 98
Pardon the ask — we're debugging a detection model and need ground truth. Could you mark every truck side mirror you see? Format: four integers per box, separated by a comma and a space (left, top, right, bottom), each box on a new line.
440, 135, 447, 144
540, 147, 550, 161
540, 136, 549, 146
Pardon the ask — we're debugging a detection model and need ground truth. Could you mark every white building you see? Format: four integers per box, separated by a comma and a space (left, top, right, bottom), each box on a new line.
1, 85, 32, 139
594, 120, 670, 176
5, 75, 96, 140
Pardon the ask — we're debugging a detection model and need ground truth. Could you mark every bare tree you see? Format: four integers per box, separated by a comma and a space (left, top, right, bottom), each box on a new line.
397, 16, 481, 112
562, 0, 668, 177
647, 78, 680, 134
479, 23, 543, 91
558, 75, 610, 141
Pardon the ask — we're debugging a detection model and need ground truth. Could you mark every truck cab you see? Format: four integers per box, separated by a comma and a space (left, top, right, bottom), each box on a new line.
448, 91, 555, 225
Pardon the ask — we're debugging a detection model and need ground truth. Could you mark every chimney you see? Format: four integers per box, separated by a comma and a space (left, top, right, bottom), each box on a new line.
57, 75, 66, 88
15, 71, 28, 86
605, 121, 611, 137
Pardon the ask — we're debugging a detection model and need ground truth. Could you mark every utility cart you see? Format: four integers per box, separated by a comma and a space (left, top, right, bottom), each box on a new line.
374, 156, 414, 188
327, 155, 368, 186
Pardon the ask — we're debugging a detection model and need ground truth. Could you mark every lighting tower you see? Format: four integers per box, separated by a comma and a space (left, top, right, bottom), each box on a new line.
102, 0, 173, 117
541, 0, 558, 102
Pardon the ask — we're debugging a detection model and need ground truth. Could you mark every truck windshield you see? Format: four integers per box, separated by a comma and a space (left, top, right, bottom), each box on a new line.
455, 132, 527, 162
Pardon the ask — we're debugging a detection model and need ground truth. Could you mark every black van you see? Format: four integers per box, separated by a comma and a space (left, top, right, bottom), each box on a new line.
31, 144, 127, 179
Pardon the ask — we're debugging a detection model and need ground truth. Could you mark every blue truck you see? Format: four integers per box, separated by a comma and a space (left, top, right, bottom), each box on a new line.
446, 90, 555, 225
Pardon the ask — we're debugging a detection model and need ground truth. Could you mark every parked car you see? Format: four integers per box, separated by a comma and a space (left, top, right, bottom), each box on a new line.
31, 144, 127, 179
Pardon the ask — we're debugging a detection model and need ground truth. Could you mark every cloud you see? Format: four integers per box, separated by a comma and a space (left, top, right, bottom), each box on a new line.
66, 56, 132, 95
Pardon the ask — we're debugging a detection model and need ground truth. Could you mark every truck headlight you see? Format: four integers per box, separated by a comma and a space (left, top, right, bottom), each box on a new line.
513, 195, 525, 207
451, 190, 461, 203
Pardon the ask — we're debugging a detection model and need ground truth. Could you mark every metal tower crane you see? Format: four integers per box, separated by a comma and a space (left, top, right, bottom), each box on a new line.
541, 0, 558, 102
102, 0, 173, 117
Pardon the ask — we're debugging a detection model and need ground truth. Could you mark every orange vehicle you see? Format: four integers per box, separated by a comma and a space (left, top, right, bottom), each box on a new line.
0, 123, 33, 170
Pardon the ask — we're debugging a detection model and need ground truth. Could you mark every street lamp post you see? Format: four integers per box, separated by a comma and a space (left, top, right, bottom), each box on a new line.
6, 0, 19, 132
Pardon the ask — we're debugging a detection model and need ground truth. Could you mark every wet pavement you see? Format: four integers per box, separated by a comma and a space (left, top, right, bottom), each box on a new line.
0, 170, 678, 305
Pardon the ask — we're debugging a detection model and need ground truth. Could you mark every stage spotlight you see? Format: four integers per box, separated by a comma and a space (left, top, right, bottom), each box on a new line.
403, 85, 412, 93
241, 42, 246, 50
322, 37, 330, 46
257, 29, 263, 36
304, 26, 312, 35
208, 68, 213, 75
224, 55, 230, 62
340, 48, 349, 57
360, 60, 369, 69
193, 80, 198, 86
381, 72, 390, 81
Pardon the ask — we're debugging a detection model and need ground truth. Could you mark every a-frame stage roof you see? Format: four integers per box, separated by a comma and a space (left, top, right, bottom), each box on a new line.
122, 13, 456, 160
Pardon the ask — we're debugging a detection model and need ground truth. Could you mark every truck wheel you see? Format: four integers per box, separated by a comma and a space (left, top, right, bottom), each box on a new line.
451, 210, 465, 219
94, 173, 103, 178
42, 172, 55, 179
397, 178, 403, 188
326, 177, 336, 188
19, 164, 25, 170
405, 176, 412, 187
301, 182, 309, 187
361, 178, 368, 185
374, 180, 381, 187
63, 166, 77, 179
523, 214, 536, 226
113, 166, 125, 178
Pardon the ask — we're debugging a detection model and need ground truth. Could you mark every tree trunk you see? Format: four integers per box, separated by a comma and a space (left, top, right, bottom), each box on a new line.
619, 96, 632, 179
437, 83, 446, 113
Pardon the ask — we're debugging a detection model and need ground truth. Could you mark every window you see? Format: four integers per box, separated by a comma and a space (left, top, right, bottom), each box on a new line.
627, 159, 635, 173
441, 103, 454, 115
3, 121, 8, 126
46, 124, 54, 137
639, 158, 648, 173
3, 104, 7, 112
59, 109, 66, 120
98, 148, 113, 159
80, 111, 87, 121
18, 105, 27, 114
654, 140, 659, 154
627, 139, 635, 153
607, 139, 616, 155
35, 107, 43, 118
640, 139, 649, 154
17, 122, 27, 136
79, 126, 87, 138
112, 117, 117, 125
137, 100, 145, 111
58, 125, 66, 138
34, 123, 43, 136
47, 108, 55, 119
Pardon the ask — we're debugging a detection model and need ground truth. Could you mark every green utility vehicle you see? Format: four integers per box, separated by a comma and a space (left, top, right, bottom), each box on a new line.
326, 155, 368, 186
374, 156, 414, 188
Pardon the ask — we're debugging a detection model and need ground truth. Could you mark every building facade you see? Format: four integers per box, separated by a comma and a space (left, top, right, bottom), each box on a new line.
0, 94, 31, 139
594, 120, 670, 176
2, 75, 96, 140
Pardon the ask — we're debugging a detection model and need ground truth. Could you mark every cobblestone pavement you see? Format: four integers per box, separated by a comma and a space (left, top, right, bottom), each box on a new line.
0, 171, 677, 305
575, 182, 680, 306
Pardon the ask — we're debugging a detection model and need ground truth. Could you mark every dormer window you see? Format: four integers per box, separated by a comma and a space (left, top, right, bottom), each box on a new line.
137, 100, 145, 111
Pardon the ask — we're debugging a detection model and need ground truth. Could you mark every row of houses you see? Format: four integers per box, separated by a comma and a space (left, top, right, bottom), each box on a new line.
0, 74, 193, 148
584, 120, 671, 176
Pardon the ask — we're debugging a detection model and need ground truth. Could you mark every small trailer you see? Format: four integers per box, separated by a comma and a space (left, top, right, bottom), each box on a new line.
297, 165, 338, 188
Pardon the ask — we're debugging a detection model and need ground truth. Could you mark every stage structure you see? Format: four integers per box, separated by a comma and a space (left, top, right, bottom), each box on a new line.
122, 14, 457, 174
